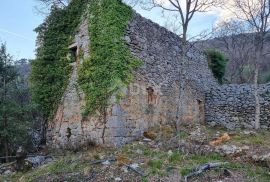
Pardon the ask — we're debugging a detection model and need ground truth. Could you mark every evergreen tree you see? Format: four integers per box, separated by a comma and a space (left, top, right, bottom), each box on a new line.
0, 44, 31, 161
205, 49, 228, 84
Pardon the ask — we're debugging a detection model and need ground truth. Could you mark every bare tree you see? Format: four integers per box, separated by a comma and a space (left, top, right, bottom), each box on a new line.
34, 0, 70, 15
210, 20, 256, 83
37, 0, 70, 7
124, 0, 141, 7
228, 0, 270, 129
142, 0, 221, 45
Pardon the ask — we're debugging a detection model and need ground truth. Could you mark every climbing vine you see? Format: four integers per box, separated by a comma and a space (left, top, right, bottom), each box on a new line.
30, 0, 88, 119
31, 0, 141, 119
78, 0, 142, 115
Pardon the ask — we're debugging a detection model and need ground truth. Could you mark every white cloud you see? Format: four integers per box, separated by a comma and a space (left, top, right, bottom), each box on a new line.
128, 0, 241, 31
0, 28, 34, 41
211, 0, 239, 23
152, 0, 236, 23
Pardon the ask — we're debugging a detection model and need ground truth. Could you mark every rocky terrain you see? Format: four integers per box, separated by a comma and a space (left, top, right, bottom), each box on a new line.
1, 124, 270, 182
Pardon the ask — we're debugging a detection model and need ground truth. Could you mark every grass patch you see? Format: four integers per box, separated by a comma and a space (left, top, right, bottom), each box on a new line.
225, 162, 270, 181
143, 148, 152, 156
188, 153, 224, 164
233, 132, 267, 145
180, 166, 193, 176
148, 160, 163, 170
3, 127, 270, 181
142, 177, 149, 182
142, 148, 167, 159
247, 133, 266, 144
246, 165, 270, 181
169, 152, 182, 163
2, 154, 89, 182
147, 159, 165, 176
23, 157, 86, 181
179, 153, 227, 177
179, 131, 189, 139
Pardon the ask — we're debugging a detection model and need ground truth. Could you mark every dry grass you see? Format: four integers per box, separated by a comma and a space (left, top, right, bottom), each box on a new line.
2, 125, 270, 182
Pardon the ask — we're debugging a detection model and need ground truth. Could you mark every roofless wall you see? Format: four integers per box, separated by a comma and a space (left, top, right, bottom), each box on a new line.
46, 8, 215, 149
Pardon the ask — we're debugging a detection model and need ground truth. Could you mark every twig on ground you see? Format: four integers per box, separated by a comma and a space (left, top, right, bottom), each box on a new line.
184, 162, 228, 182
90, 157, 116, 165
123, 163, 146, 177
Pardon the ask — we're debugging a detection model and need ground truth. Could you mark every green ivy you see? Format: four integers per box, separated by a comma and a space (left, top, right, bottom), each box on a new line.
31, 0, 142, 120
30, 0, 88, 119
78, 0, 142, 115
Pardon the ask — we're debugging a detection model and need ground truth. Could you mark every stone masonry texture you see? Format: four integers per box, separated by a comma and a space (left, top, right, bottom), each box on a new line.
46, 11, 270, 150
205, 83, 270, 129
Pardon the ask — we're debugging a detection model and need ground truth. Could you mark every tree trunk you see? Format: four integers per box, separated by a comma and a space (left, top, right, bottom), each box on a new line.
176, 26, 188, 131
3, 63, 9, 162
176, 56, 186, 131
4, 136, 9, 162
254, 64, 260, 130
3, 102, 9, 162
254, 34, 263, 130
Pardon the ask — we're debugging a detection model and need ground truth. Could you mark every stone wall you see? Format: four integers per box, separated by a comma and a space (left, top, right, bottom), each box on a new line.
126, 13, 217, 124
46, 12, 216, 149
47, 19, 89, 149
46, 9, 270, 149
205, 83, 270, 129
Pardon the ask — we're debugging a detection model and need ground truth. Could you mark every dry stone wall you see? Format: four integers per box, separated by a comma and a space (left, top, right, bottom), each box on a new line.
205, 83, 270, 129
127, 13, 216, 94
47, 12, 216, 149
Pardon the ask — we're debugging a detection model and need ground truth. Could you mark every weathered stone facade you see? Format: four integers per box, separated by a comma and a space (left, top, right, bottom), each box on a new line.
46, 12, 216, 149
205, 83, 270, 129
46, 8, 270, 150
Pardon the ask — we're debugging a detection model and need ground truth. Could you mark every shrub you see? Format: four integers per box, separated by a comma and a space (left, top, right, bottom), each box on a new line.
205, 49, 228, 84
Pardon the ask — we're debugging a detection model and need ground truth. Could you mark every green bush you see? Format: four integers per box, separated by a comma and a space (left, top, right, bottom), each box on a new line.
205, 49, 228, 84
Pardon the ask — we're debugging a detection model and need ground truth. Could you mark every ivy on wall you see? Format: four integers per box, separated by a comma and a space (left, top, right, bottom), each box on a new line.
31, 0, 142, 120
30, 0, 88, 119
78, 0, 142, 115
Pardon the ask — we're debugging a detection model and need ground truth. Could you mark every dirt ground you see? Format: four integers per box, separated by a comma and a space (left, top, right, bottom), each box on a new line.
1, 124, 270, 182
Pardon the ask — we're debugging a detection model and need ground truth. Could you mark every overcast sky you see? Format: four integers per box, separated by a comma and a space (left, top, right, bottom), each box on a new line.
0, 0, 220, 59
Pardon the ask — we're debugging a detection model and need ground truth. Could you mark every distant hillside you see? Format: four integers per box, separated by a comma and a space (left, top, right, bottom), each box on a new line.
196, 33, 270, 84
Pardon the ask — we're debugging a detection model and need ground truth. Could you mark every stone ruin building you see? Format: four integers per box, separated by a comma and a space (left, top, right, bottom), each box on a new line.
46, 7, 270, 150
